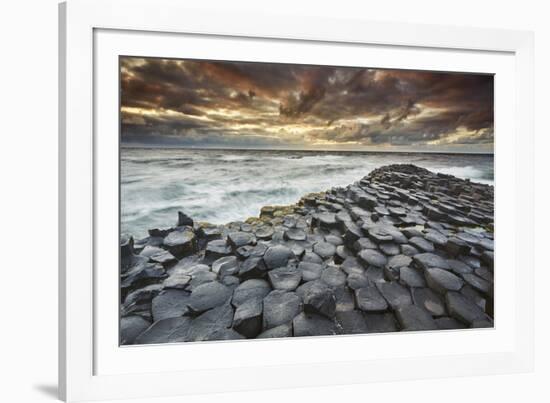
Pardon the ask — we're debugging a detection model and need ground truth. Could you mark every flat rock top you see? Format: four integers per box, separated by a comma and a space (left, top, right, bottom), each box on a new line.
187, 281, 232, 313
263, 244, 295, 269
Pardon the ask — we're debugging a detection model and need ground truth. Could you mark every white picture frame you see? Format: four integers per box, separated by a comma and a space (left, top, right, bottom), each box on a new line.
59, 0, 534, 401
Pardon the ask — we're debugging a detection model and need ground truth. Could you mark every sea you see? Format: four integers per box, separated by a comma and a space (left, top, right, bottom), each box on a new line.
121, 147, 494, 238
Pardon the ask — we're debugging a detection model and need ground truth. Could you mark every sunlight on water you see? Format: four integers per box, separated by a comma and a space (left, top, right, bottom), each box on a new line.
121, 148, 494, 238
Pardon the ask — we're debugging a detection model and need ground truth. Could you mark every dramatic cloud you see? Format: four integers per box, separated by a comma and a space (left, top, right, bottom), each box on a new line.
120, 57, 494, 152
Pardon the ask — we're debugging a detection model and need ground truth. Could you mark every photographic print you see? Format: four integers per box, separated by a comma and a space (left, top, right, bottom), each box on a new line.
119, 57, 494, 345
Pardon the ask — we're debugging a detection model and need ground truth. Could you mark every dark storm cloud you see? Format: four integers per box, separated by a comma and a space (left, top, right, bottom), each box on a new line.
120, 57, 493, 151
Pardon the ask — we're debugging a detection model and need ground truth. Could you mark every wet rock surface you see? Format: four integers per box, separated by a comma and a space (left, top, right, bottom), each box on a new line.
120, 164, 495, 344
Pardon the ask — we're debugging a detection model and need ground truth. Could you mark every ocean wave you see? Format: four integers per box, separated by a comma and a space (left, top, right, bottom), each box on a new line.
121, 148, 494, 237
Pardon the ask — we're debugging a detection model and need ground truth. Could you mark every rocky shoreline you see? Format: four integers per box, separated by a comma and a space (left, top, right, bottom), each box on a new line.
120, 164, 494, 345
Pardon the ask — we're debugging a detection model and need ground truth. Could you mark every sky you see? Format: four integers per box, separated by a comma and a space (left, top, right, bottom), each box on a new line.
120, 57, 494, 153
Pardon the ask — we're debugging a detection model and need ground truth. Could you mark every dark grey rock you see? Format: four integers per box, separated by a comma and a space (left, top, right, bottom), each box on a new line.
379, 242, 400, 256
123, 284, 163, 309
268, 266, 302, 291
481, 250, 494, 270
358, 249, 388, 268
320, 266, 347, 288
227, 231, 256, 250
149, 250, 177, 268
212, 256, 239, 276
163, 229, 197, 258
402, 227, 423, 239
446, 237, 471, 256
134, 317, 190, 344
205, 239, 232, 261
263, 290, 302, 330
255, 226, 274, 240
459, 254, 481, 270
205, 328, 245, 341
424, 230, 448, 246
435, 317, 467, 330
462, 273, 491, 294
401, 244, 419, 256
376, 282, 412, 310
446, 291, 488, 325
367, 226, 393, 243
187, 281, 232, 313
148, 228, 174, 238
263, 245, 295, 269
456, 231, 481, 245
334, 245, 351, 264
384, 227, 408, 244
188, 270, 217, 289
387, 254, 413, 269
317, 213, 338, 230
413, 253, 450, 270
313, 241, 337, 259
364, 312, 398, 333
353, 237, 378, 251
177, 211, 194, 227
358, 194, 377, 210
475, 266, 494, 282
374, 205, 389, 216
151, 289, 191, 321
341, 256, 364, 276
478, 238, 494, 251
460, 285, 487, 311
120, 315, 151, 344
239, 256, 267, 280
298, 261, 324, 282
335, 310, 369, 334
388, 206, 407, 217
284, 228, 307, 241
121, 262, 166, 290
171, 262, 209, 277
399, 266, 426, 288
221, 275, 240, 289
365, 266, 385, 283
446, 259, 474, 275
295, 280, 322, 299
347, 272, 370, 290
232, 279, 271, 307
120, 234, 134, 259
235, 245, 253, 260
257, 323, 293, 338
233, 298, 263, 338
471, 318, 494, 328
425, 268, 464, 294
293, 312, 341, 336
163, 272, 191, 290
301, 251, 324, 265
355, 285, 388, 312
411, 287, 446, 316
333, 286, 355, 312
196, 224, 223, 241
343, 221, 364, 248
303, 281, 336, 318
409, 236, 435, 253
139, 245, 165, 258
396, 305, 438, 331
184, 303, 234, 342
383, 265, 400, 282
325, 234, 344, 246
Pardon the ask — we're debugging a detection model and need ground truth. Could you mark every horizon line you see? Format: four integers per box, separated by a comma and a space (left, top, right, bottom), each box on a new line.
120, 143, 494, 156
